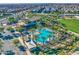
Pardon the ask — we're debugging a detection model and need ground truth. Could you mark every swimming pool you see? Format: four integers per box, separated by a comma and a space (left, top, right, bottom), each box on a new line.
35, 28, 53, 44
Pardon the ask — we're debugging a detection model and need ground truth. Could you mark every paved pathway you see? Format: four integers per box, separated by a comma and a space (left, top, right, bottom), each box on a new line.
67, 30, 79, 37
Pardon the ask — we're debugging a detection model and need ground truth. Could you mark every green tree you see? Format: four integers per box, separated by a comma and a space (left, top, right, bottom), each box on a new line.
8, 17, 17, 24
16, 27, 24, 32
7, 26, 14, 32
0, 39, 4, 53
0, 27, 4, 32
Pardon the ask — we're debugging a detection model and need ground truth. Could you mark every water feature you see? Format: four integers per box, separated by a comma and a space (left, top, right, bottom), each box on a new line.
35, 28, 53, 44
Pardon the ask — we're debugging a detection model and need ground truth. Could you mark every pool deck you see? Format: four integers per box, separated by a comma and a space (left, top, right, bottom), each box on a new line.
33, 28, 53, 44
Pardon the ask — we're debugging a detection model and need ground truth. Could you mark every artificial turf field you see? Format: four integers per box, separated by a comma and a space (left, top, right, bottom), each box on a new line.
59, 18, 79, 34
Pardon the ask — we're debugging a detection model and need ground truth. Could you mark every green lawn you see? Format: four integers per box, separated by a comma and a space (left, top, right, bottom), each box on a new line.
59, 19, 79, 34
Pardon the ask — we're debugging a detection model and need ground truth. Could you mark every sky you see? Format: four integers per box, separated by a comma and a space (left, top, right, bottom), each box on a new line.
0, 0, 79, 3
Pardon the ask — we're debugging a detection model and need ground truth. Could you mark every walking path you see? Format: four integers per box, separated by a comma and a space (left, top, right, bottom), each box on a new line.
67, 30, 79, 37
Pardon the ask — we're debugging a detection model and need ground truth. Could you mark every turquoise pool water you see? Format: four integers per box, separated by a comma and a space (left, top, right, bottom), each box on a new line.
35, 28, 53, 44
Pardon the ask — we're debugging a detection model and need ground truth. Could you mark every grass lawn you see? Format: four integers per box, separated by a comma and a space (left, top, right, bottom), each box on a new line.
59, 19, 79, 34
